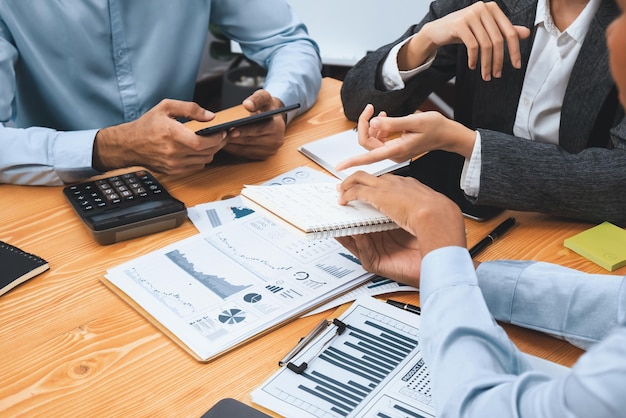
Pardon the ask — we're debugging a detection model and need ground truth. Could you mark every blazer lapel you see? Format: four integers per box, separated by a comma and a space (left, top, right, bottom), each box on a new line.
472, 0, 536, 133
560, 0, 619, 152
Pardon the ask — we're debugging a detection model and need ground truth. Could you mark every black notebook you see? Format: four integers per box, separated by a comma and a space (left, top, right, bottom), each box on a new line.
0, 240, 49, 296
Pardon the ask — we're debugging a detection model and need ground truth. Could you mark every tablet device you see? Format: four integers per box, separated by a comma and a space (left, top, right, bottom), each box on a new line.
394, 151, 503, 222
195, 103, 300, 136
200, 398, 271, 418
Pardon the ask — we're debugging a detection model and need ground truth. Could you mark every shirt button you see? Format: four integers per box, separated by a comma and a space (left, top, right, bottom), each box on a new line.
522, 98, 530, 106
128, 112, 136, 119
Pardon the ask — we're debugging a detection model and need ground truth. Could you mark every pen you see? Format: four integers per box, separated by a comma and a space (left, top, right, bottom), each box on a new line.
469, 216, 516, 258
385, 299, 421, 315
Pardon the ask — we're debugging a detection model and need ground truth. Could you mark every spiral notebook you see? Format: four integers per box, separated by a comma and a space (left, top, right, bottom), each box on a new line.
240, 182, 398, 239
0, 240, 49, 296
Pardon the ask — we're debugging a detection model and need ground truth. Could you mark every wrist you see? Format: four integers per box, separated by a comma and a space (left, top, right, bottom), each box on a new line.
408, 201, 466, 256
397, 30, 437, 71
92, 129, 108, 172
441, 119, 476, 158
93, 126, 128, 172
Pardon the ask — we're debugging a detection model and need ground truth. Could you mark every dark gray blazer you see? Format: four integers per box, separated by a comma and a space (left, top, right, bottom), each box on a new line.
341, 0, 626, 225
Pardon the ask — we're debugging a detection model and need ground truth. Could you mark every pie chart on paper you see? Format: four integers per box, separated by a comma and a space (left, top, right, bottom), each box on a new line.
243, 293, 263, 303
218, 308, 246, 324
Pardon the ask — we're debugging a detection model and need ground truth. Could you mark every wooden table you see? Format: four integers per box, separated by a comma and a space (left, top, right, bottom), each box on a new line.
1, 78, 622, 417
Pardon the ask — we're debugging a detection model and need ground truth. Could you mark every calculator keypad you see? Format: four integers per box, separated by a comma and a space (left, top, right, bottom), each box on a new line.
63, 169, 186, 243
66, 170, 163, 212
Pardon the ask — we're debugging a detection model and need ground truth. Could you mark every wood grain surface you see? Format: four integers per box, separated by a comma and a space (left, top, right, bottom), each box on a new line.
1, 78, 622, 417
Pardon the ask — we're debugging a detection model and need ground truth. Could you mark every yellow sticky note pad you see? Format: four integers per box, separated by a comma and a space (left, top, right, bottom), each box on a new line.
564, 222, 626, 271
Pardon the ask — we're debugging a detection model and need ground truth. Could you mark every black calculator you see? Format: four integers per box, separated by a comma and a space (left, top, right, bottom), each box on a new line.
63, 170, 187, 245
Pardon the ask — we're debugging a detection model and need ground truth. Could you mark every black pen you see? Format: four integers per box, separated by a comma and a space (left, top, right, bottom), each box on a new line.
469, 217, 516, 258
385, 299, 421, 315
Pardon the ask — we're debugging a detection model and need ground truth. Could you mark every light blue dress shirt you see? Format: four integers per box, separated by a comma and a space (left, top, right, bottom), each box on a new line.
420, 246, 626, 417
0, 0, 321, 185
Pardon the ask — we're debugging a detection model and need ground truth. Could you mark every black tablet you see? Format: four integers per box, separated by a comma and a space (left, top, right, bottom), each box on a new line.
195, 103, 300, 136
393, 151, 504, 222
201, 398, 271, 418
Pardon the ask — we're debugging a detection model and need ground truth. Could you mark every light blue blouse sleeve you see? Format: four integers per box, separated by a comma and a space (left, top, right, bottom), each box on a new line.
477, 260, 626, 349
209, 0, 322, 119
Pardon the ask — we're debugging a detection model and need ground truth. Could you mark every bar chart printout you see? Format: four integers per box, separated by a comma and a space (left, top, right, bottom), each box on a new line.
252, 296, 435, 418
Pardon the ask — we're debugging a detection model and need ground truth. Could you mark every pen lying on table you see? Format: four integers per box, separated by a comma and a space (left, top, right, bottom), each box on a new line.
469, 217, 516, 258
385, 299, 421, 315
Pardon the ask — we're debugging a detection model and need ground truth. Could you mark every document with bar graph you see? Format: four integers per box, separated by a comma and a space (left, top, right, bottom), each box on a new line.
251, 296, 435, 418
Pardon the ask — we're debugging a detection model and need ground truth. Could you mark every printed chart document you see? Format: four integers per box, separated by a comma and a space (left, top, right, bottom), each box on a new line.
252, 296, 434, 418
303, 276, 418, 317
241, 182, 399, 239
298, 129, 410, 179
186, 166, 417, 317
103, 211, 374, 362
187, 166, 335, 233
252, 296, 570, 418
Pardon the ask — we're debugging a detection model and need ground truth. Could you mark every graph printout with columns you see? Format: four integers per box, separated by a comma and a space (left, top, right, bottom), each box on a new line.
252, 296, 435, 418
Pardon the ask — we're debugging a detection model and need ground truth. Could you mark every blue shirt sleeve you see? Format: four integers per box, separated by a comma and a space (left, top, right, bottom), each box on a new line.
477, 259, 626, 350
0, 126, 100, 185
420, 246, 626, 417
0, 0, 322, 185
210, 0, 322, 121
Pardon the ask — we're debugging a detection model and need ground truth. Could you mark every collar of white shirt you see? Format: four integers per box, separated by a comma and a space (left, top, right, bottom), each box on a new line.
535, 0, 602, 46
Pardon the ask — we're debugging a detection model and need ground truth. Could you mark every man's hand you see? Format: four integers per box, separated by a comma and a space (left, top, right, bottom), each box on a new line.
337, 229, 424, 288
223, 89, 288, 160
336, 172, 466, 286
93, 99, 228, 175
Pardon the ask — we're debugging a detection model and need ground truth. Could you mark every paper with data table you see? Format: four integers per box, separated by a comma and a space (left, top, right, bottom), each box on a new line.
252, 296, 435, 418
103, 211, 374, 362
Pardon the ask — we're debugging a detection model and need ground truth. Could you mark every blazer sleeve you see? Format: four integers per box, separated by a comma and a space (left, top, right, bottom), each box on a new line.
340, 0, 474, 121
476, 116, 626, 225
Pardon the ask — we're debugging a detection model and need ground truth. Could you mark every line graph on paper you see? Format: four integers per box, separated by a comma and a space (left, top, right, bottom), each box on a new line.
122, 239, 263, 318
205, 214, 359, 283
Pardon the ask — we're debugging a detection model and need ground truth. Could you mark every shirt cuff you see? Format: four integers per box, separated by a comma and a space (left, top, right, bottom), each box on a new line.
381, 35, 436, 91
475, 260, 535, 323
53, 129, 101, 183
460, 131, 482, 197
420, 246, 476, 302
